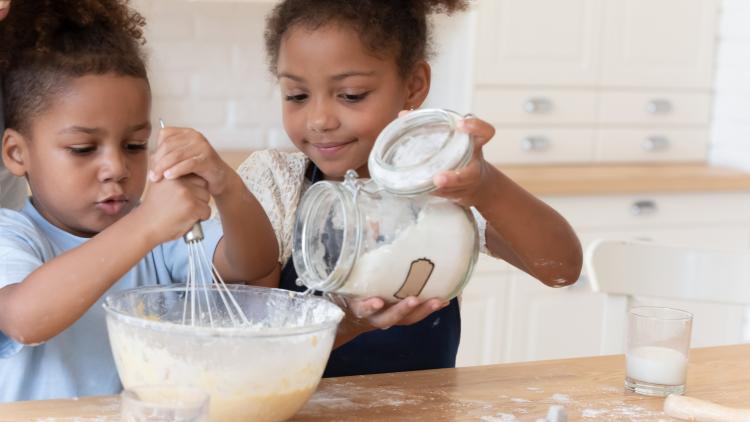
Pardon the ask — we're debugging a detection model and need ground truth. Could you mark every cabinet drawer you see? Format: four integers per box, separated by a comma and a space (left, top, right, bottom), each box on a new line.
474, 89, 598, 124
544, 192, 750, 230
487, 129, 595, 164
596, 129, 708, 162
598, 91, 712, 125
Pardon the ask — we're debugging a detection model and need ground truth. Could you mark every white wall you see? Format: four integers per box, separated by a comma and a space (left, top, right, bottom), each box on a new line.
711, 0, 750, 170
132, 0, 286, 151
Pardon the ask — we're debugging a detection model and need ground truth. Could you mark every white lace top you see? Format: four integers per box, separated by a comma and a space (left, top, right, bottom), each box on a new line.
237, 149, 488, 266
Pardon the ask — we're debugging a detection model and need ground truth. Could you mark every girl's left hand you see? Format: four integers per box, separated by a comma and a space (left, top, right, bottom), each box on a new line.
431, 116, 496, 208
149, 127, 231, 197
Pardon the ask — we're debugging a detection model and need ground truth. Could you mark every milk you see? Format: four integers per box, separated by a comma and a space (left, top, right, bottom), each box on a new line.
626, 346, 688, 386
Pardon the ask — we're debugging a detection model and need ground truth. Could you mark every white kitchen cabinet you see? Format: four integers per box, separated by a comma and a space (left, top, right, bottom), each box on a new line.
501, 271, 610, 363
455, 256, 512, 367
601, 0, 719, 89
457, 191, 750, 367
474, 0, 602, 87
471, 0, 719, 164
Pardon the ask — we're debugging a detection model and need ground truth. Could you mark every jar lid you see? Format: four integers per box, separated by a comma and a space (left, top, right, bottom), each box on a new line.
292, 177, 360, 292
368, 108, 473, 196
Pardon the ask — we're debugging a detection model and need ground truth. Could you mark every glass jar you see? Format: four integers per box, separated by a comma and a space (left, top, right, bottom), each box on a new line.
368, 108, 473, 195
292, 109, 479, 302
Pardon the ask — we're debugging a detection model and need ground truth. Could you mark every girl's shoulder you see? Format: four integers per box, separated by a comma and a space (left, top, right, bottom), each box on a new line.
235, 150, 309, 266
237, 149, 308, 175
237, 150, 309, 203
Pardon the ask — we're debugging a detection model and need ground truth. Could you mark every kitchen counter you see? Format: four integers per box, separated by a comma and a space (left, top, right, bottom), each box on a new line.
218, 150, 750, 196
3, 343, 748, 421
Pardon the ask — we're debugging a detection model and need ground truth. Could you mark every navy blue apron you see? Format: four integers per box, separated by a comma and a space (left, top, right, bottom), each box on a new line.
280, 164, 461, 377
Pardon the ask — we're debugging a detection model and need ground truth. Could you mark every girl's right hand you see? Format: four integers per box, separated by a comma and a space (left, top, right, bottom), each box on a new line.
331, 295, 449, 348
135, 175, 212, 245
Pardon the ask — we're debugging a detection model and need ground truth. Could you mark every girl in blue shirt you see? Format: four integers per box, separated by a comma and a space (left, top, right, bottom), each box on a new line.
0, 0, 278, 401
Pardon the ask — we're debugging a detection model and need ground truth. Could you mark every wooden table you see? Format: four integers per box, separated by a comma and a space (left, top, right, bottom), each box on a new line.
2, 344, 748, 421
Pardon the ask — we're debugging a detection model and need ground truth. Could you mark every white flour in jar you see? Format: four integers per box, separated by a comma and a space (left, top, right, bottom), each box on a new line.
338, 200, 477, 302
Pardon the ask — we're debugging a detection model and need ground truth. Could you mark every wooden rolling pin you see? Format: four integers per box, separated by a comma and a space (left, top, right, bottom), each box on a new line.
664, 395, 750, 422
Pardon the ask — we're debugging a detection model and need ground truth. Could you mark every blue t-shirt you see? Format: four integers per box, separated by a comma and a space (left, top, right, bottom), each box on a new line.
0, 200, 222, 402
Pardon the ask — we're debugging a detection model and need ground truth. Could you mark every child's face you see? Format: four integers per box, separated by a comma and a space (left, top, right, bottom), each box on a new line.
277, 24, 425, 179
11, 74, 151, 237
0, 1, 11, 21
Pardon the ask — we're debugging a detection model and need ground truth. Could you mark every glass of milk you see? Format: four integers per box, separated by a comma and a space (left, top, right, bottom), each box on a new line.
625, 306, 693, 396
121, 385, 209, 421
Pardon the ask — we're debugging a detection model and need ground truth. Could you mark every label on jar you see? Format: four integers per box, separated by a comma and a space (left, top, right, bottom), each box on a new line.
394, 258, 435, 299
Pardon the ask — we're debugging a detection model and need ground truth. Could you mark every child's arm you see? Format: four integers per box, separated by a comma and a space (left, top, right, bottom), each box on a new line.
149, 127, 279, 286
0, 176, 211, 345
433, 117, 583, 287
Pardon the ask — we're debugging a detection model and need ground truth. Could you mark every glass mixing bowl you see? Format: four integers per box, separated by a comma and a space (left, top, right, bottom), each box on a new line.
103, 284, 344, 422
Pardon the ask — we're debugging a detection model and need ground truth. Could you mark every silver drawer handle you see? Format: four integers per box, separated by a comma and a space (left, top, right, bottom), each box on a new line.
523, 97, 553, 114
630, 200, 658, 216
520, 136, 550, 152
645, 99, 673, 114
641, 136, 670, 152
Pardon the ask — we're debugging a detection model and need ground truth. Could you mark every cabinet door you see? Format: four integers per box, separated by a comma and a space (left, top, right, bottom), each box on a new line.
474, 0, 602, 86
456, 256, 511, 367
601, 0, 719, 88
503, 271, 610, 363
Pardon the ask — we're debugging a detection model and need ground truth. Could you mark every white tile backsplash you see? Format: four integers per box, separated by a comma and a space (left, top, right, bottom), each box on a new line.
133, 0, 283, 152
710, 0, 750, 170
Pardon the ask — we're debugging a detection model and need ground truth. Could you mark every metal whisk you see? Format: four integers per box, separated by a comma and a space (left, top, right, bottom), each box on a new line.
158, 119, 249, 328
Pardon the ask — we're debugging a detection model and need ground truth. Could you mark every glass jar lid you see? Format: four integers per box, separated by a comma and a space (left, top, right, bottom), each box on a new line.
292, 173, 361, 292
368, 108, 473, 196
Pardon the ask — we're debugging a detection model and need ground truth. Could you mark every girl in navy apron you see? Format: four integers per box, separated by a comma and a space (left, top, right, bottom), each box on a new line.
238, 0, 583, 377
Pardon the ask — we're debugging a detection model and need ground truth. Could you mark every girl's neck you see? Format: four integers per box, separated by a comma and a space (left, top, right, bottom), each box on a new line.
319, 164, 370, 181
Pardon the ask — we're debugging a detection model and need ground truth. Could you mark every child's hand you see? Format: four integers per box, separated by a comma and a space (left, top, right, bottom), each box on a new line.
136, 175, 212, 244
431, 116, 496, 208
331, 295, 449, 346
149, 127, 232, 197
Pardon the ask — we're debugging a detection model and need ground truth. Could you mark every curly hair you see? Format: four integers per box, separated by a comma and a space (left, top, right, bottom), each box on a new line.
0, 0, 148, 134
264, 0, 469, 77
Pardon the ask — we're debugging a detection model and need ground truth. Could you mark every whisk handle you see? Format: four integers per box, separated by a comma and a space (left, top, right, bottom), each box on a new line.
183, 222, 205, 243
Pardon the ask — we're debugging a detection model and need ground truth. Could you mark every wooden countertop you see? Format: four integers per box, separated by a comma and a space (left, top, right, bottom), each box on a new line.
499, 164, 750, 196
3, 344, 749, 421
218, 150, 750, 196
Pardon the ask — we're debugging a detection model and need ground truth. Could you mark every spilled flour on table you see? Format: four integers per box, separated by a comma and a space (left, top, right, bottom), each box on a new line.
304, 383, 419, 411
551, 393, 570, 403
480, 414, 518, 422
34, 418, 114, 422
581, 408, 609, 418
300, 381, 668, 421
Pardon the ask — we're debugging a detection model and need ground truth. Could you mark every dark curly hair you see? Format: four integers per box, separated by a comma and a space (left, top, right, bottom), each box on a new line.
0, 0, 148, 135
264, 0, 470, 77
